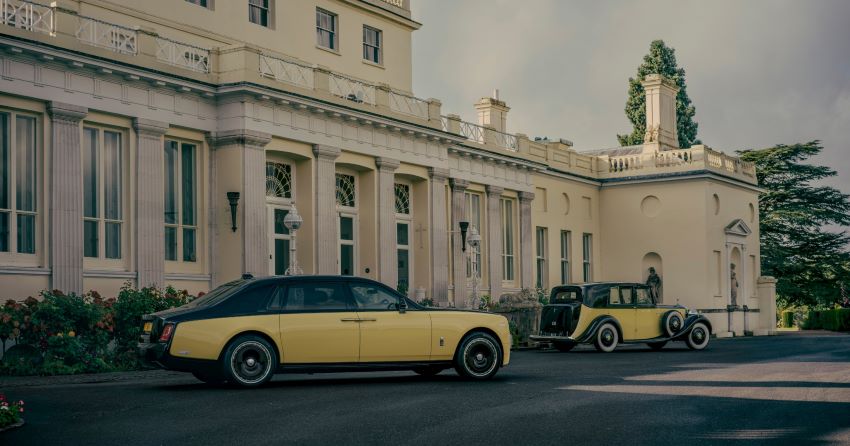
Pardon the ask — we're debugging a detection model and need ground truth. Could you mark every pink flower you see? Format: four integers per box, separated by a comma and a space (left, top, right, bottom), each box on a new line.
18, 407, 23, 413
17, 400, 24, 406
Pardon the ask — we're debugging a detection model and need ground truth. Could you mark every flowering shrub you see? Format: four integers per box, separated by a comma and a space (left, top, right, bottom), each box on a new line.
0, 394, 24, 429
0, 283, 195, 375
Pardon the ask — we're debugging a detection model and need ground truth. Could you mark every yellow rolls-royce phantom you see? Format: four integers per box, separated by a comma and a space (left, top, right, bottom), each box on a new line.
138, 275, 510, 387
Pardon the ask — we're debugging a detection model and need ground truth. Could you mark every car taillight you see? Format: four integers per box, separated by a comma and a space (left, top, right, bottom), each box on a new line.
158, 323, 175, 342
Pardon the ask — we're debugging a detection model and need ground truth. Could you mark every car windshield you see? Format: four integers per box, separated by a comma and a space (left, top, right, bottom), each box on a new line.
183, 280, 246, 308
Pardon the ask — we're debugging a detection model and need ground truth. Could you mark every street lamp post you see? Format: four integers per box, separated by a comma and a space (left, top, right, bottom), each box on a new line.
283, 205, 303, 275
468, 226, 481, 309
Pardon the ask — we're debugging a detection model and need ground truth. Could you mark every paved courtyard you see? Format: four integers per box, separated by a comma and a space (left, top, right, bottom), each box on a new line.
2, 332, 849, 445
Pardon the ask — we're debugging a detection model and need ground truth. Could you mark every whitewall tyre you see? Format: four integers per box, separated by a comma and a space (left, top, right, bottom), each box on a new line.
222, 335, 278, 388
454, 332, 501, 380
685, 322, 710, 350
662, 311, 685, 337
594, 323, 619, 353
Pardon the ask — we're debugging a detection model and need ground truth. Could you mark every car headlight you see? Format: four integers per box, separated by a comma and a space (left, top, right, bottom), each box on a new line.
686, 309, 699, 317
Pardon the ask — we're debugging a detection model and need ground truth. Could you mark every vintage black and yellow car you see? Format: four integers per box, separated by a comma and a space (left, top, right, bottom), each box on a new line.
138, 275, 510, 387
529, 282, 711, 352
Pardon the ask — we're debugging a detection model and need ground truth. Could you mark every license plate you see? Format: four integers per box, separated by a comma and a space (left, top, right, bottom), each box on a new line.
143, 322, 152, 333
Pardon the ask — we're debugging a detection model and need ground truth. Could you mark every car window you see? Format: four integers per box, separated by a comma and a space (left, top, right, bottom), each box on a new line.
283, 283, 350, 311
608, 287, 621, 305
620, 287, 634, 305
551, 289, 581, 304
635, 287, 653, 306
350, 284, 400, 311
221, 284, 276, 314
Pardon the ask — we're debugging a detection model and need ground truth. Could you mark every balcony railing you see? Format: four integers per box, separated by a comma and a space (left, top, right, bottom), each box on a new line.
603, 146, 756, 183
1, 0, 53, 35
259, 54, 314, 90
389, 91, 429, 120
444, 116, 519, 151
76, 16, 137, 55
155, 36, 210, 73
329, 73, 376, 105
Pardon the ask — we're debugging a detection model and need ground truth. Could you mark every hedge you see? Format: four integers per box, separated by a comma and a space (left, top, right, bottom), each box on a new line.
802, 309, 850, 331
781, 310, 794, 328
0, 284, 196, 375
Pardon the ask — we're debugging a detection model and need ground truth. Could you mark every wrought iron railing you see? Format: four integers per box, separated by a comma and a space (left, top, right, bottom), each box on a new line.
389, 91, 429, 120
155, 36, 209, 73
329, 73, 376, 105
446, 117, 518, 151
76, 16, 137, 55
0, 0, 53, 35
259, 54, 314, 90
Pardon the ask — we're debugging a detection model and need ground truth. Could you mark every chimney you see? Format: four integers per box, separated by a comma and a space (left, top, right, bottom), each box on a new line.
641, 74, 679, 151
474, 90, 510, 134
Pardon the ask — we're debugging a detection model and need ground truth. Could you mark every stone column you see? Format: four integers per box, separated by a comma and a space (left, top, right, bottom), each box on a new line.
449, 178, 469, 307
485, 185, 504, 303
429, 167, 449, 306
518, 191, 535, 289
757, 276, 777, 335
49, 102, 87, 294
313, 145, 341, 274
375, 157, 400, 288
133, 118, 169, 288
209, 130, 272, 278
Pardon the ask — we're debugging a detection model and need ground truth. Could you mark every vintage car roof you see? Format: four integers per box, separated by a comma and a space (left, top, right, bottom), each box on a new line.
555, 282, 647, 289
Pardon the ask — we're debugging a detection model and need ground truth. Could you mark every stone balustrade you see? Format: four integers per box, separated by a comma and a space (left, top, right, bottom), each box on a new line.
597, 145, 757, 184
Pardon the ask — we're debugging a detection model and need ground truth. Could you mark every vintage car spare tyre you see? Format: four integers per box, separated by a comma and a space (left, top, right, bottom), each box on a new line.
685, 322, 710, 350
222, 334, 278, 387
454, 332, 501, 380
662, 311, 685, 337
594, 322, 619, 353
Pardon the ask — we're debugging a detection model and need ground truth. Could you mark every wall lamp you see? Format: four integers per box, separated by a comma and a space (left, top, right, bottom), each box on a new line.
227, 192, 240, 232
459, 221, 469, 252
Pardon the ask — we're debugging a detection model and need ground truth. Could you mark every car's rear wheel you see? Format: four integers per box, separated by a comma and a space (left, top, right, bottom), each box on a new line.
685, 322, 710, 350
222, 335, 277, 388
553, 340, 576, 352
413, 366, 444, 377
454, 332, 501, 380
662, 311, 685, 337
594, 323, 619, 353
192, 371, 226, 385
646, 341, 668, 351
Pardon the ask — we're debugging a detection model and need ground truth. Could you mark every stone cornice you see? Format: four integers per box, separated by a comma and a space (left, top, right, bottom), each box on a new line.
375, 157, 401, 172
133, 118, 169, 138
428, 167, 450, 182
207, 129, 272, 149
313, 144, 342, 160
48, 102, 87, 123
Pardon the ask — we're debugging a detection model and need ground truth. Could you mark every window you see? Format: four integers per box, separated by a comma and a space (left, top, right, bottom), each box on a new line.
83, 127, 123, 259
582, 233, 592, 282
395, 182, 411, 293
501, 198, 515, 281
283, 283, 350, 312
560, 230, 571, 284
636, 287, 653, 306
336, 173, 356, 276
185, 0, 208, 7
220, 284, 276, 314
394, 183, 409, 215
363, 26, 382, 64
0, 112, 37, 255
316, 8, 338, 50
271, 207, 290, 275
266, 162, 292, 199
535, 227, 547, 289
249, 0, 269, 27
351, 283, 400, 311
335, 173, 355, 207
464, 192, 482, 279
609, 286, 634, 306
164, 140, 197, 262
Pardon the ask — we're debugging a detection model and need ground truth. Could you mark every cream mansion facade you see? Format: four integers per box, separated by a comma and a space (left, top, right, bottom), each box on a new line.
0, 0, 775, 335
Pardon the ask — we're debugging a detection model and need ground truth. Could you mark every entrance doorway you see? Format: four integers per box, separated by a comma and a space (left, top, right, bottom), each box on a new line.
268, 205, 291, 276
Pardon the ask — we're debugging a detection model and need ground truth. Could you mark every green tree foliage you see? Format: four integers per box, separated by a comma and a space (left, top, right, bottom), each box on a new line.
617, 40, 700, 148
738, 141, 850, 308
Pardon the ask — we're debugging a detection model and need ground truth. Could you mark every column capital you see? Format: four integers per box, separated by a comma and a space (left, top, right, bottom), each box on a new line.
375, 156, 400, 172
450, 178, 469, 191
313, 144, 342, 160
132, 118, 169, 138
207, 129, 272, 149
485, 184, 504, 196
48, 102, 87, 123
428, 167, 450, 182
518, 191, 536, 203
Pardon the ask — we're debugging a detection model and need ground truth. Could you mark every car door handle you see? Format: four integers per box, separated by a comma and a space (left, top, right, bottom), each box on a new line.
358, 318, 377, 322
340, 318, 361, 322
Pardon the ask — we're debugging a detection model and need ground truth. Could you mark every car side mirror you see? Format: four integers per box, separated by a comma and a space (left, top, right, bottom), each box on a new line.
398, 298, 408, 314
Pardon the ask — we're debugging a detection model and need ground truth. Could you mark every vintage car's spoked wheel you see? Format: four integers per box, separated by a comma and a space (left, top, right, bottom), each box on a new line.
553, 340, 576, 352
662, 311, 685, 337
222, 335, 277, 388
686, 322, 710, 350
454, 332, 501, 380
646, 341, 668, 351
594, 323, 619, 353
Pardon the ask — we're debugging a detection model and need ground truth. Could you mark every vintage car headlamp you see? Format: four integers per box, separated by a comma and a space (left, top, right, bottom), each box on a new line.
686, 309, 699, 317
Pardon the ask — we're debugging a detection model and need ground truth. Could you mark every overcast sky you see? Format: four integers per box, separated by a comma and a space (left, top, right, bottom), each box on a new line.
410, 0, 850, 197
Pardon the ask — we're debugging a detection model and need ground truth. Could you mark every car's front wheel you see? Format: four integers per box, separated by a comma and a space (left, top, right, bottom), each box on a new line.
594, 322, 619, 353
685, 322, 710, 350
454, 332, 501, 380
222, 335, 278, 388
